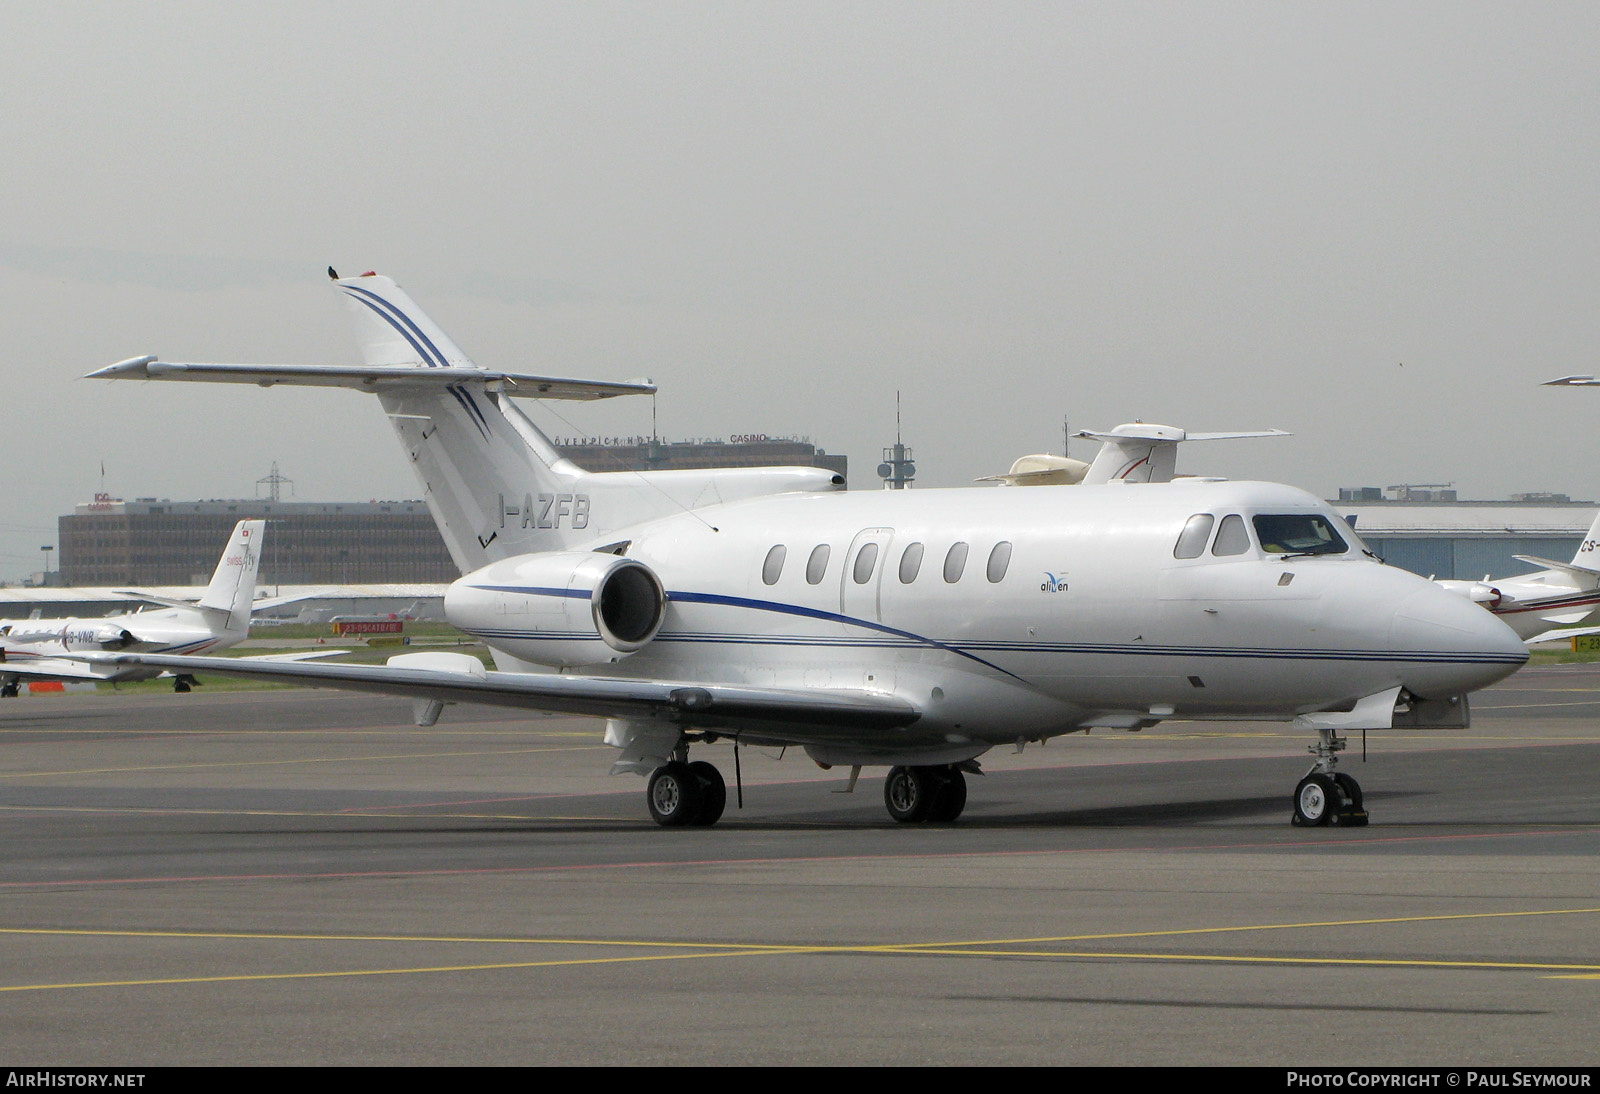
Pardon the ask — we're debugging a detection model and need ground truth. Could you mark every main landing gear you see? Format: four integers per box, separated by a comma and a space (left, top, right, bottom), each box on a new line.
1291, 728, 1368, 827
0, 682, 18, 699
884, 765, 967, 824
646, 758, 727, 827
172, 675, 199, 694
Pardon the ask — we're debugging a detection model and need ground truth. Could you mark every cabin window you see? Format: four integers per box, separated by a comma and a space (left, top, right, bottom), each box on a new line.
986, 541, 1013, 582
944, 542, 969, 583
1211, 514, 1251, 556
806, 544, 831, 584
762, 545, 787, 585
898, 542, 924, 583
1253, 514, 1349, 556
853, 542, 880, 583
1174, 514, 1215, 559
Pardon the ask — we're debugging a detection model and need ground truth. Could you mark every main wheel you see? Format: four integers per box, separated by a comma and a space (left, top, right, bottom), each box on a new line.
173, 676, 193, 694
1332, 773, 1368, 827
0, 683, 18, 698
1292, 773, 1338, 826
884, 766, 935, 823
687, 760, 726, 827
647, 762, 704, 827
926, 768, 967, 823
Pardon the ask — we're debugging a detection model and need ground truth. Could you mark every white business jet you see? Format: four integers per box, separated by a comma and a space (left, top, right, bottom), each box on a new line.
2, 520, 266, 694
81, 272, 1528, 828
1435, 509, 1600, 645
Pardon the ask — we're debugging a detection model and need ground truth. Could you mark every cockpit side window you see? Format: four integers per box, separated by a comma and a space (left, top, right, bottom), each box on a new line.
1174, 514, 1215, 559
1253, 514, 1349, 556
1211, 514, 1251, 557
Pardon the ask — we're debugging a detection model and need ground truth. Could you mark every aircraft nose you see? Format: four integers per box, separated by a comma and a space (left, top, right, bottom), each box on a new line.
1389, 582, 1528, 696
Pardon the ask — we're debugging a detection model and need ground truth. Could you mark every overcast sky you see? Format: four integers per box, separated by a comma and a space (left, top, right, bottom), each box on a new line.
4, 2, 1598, 580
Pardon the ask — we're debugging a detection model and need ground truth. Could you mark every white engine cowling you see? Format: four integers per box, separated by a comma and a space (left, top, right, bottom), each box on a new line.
445, 551, 666, 668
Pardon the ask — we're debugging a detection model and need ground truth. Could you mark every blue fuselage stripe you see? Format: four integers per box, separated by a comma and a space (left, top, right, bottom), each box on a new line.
343, 284, 453, 369
459, 585, 1522, 670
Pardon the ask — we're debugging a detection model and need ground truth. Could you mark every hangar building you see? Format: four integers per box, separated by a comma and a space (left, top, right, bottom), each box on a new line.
1334, 498, 1597, 580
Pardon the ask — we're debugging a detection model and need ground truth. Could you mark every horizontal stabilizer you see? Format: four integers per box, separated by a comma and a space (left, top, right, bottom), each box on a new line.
1510, 550, 1600, 575
1077, 423, 1290, 485
89, 357, 655, 401
977, 454, 1091, 486
111, 590, 216, 613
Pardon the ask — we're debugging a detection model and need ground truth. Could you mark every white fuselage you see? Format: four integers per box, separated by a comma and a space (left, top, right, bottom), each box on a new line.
448, 478, 1528, 758
1440, 572, 1600, 641
0, 608, 242, 682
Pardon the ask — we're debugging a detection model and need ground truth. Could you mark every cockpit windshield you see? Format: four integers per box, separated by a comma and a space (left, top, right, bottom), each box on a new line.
1252, 514, 1349, 556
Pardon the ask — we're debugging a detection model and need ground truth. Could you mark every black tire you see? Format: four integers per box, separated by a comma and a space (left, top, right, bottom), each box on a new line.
884, 766, 935, 823
926, 768, 967, 823
647, 762, 704, 827
1332, 773, 1368, 827
0, 683, 17, 699
1291, 773, 1337, 827
687, 760, 726, 827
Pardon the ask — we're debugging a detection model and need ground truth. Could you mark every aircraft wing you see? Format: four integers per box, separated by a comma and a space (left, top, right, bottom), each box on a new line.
75, 652, 921, 738
88, 357, 655, 401
240, 649, 353, 662
1523, 624, 1600, 646
0, 656, 112, 682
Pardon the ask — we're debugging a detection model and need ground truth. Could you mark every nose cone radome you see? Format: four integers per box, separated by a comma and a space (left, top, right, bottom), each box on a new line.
1390, 582, 1529, 697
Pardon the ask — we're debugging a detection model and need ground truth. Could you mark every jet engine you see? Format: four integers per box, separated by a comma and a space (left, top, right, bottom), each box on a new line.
60, 625, 139, 652
444, 551, 666, 668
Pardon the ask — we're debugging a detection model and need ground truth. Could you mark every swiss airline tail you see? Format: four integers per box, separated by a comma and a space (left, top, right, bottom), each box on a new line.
196, 520, 265, 630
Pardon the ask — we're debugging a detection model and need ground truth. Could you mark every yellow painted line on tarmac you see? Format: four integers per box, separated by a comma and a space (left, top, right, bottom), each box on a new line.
0, 727, 601, 739
0, 744, 596, 780
0, 805, 596, 821
873, 946, 1600, 974
6, 910, 1600, 992
0, 926, 804, 949
913, 906, 1600, 949
0, 948, 808, 994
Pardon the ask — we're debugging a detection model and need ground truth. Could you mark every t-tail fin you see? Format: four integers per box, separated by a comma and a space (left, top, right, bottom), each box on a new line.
197, 520, 265, 630
336, 271, 478, 370
1573, 510, 1600, 571
91, 271, 843, 577
1512, 508, 1600, 587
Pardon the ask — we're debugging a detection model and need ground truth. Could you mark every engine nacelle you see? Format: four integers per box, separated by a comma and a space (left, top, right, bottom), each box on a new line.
61, 624, 138, 652
445, 551, 666, 668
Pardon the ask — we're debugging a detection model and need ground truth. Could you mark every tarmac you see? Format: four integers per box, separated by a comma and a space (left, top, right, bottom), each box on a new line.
1, 665, 1597, 1065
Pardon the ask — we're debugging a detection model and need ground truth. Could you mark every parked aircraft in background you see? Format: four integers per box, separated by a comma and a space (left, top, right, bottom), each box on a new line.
1436, 510, 1600, 644
81, 272, 1527, 828
1, 521, 335, 694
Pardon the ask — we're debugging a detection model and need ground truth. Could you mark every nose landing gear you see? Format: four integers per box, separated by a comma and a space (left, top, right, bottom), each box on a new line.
1291, 729, 1368, 827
